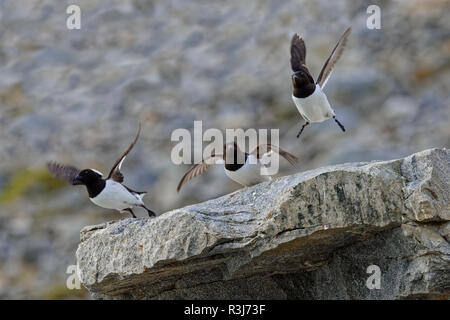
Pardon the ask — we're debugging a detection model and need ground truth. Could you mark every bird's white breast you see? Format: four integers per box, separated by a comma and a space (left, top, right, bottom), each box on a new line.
292, 84, 335, 123
224, 154, 270, 187
90, 180, 143, 211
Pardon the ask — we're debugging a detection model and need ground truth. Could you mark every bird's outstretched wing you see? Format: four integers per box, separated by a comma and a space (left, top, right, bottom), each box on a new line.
290, 33, 307, 72
47, 162, 81, 185
107, 123, 141, 183
316, 27, 351, 89
251, 144, 299, 166
177, 153, 224, 192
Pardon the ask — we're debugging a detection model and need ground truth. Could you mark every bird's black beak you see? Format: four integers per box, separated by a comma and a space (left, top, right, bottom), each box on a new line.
72, 175, 84, 185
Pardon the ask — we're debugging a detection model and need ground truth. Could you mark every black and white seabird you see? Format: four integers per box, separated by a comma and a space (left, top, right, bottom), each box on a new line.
177, 142, 298, 192
290, 27, 351, 138
47, 124, 156, 218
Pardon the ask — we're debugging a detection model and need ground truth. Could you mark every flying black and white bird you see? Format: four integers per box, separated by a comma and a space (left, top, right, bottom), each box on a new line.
47, 124, 156, 218
177, 142, 298, 192
290, 27, 351, 138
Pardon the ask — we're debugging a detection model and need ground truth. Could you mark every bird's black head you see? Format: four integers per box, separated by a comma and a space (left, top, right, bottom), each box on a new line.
224, 142, 247, 171
292, 70, 313, 88
72, 169, 103, 186
292, 68, 315, 98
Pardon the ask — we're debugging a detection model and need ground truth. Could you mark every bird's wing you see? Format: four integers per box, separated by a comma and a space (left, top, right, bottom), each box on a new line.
107, 123, 141, 183
251, 144, 299, 166
316, 27, 351, 89
177, 154, 224, 192
47, 162, 81, 185
290, 33, 307, 72
123, 184, 146, 195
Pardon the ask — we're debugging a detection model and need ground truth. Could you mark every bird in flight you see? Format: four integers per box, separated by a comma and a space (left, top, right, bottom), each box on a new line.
290, 27, 351, 138
47, 124, 155, 218
177, 142, 299, 192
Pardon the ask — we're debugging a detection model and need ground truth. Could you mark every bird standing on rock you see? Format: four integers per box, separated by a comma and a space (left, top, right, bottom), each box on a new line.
290, 27, 351, 138
47, 124, 156, 218
177, 142, 299, 192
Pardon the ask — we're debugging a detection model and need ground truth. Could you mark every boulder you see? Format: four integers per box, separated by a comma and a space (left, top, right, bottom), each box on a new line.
76, 148, 449, 299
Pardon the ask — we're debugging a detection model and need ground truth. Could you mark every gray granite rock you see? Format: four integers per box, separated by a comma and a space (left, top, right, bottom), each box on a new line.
77, 148, 449, 299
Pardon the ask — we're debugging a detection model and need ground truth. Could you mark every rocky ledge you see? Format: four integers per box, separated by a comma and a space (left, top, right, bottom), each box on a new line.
76, 148, 449, 299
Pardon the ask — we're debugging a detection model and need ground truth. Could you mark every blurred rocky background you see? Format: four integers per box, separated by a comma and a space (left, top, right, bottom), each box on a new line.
0, 0, 448, 299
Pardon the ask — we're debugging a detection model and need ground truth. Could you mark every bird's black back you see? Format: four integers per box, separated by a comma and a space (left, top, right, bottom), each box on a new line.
85, 179, 106, 198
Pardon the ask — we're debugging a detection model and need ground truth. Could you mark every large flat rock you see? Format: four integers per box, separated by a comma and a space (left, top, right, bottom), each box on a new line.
76, 148, 449, 299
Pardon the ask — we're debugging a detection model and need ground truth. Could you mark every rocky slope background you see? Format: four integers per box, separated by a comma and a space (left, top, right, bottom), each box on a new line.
0, 0, 448, 299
